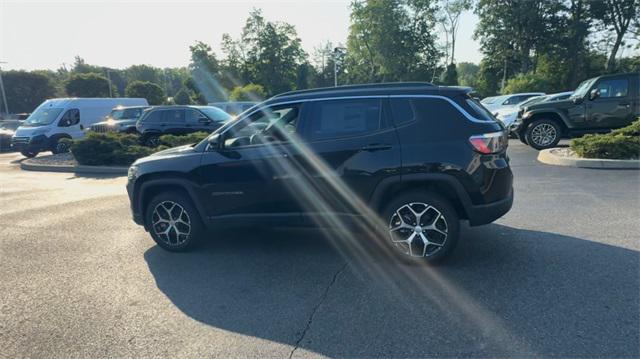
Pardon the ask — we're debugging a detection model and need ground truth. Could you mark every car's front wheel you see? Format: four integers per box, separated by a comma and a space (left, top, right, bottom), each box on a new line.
145, 191, 204, 252
382, 191, 460, 263
142, 134, 160, 147
525, 119, 561, 150
51, 138, 70, 154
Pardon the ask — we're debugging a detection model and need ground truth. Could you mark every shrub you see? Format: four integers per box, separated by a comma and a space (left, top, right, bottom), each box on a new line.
66, 132, 164, 166
570, 119, 640, 160
159, 132, 209, 147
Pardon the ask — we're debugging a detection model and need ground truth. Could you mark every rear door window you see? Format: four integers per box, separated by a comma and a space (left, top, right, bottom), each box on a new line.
163, 109, 185, 124
307, 99, 382, 141
143, 110, 163, 123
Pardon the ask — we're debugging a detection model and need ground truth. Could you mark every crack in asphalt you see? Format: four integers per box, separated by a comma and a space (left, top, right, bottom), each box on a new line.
288, 262, 348, 359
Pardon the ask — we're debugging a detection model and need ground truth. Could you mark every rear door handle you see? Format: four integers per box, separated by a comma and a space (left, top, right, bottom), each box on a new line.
360, 144, 392, 152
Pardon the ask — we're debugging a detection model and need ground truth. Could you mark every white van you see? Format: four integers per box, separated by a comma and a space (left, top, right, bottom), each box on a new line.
12, 98, 148, 157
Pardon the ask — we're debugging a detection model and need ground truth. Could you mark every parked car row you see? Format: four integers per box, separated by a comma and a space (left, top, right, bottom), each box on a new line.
484, 72, 639, 150
9, 99, 245, 157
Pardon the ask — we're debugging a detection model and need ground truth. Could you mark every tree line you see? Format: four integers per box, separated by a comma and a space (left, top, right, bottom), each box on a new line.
2, 0, 638, 114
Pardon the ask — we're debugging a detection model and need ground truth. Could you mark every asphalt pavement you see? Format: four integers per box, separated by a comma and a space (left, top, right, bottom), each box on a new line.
0, 140, 638, 358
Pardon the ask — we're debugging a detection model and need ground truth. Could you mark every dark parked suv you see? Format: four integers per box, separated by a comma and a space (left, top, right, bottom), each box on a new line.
127, 83, 513, 262
514, 72, 640, 149
136, 105, 231, 147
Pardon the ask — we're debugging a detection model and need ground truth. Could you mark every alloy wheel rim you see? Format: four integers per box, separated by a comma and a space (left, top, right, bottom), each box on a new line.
531, 123, 557, 147
147, 137, 159, 147
388, 202, 448, 257
56, 142, 69, 153
152, 201, 191, 246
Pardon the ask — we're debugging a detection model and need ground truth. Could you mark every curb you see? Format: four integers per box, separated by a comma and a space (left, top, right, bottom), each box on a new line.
20, 160, 128, 175
538, 149, 640, 169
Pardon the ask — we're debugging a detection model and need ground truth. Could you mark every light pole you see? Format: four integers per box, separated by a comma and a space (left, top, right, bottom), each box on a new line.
0, 61, 9, 116
106, 69, 113, 98
333, 47, 346, 87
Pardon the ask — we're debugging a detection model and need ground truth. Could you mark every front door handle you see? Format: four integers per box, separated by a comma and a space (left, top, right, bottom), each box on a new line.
361, 144, 392, 152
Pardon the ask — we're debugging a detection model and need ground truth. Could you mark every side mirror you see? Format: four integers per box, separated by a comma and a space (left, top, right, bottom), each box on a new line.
589, 89, 599, 101
207, 133, 222, 150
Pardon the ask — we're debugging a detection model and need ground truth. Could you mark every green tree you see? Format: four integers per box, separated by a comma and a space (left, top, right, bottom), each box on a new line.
65, 73, 114, 97
456, 62, 479, 87
475, 0, 564, 75
173, 88, 193, 105
346, 0, 442, 83
2, 71, 59, 113
438, 0, 472, 65
188, 41, 226, 103
126, 64, 163, 84
590, 0, 639, 72
439, 63, 459, 85
241, 10, 307, 95
228, 84, 266, 101
125, 81, 165, 105
503, 73, 552, 93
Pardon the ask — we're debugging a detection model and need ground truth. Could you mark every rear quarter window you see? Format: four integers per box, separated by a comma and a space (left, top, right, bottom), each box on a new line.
390, 97, 477, 141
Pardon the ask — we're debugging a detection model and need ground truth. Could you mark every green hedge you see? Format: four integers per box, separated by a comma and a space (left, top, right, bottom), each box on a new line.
61, 132, 167, 166
158, 132, 209, 148
63, 131, 211, 166
570, 119, 640, 160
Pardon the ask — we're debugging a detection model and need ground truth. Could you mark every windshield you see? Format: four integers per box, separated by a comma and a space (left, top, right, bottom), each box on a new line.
571, 79, 596, 99
25, 107, 64, 126
109, 108, 143, 121
520, 96, 547, 107
198, 106, 234, 122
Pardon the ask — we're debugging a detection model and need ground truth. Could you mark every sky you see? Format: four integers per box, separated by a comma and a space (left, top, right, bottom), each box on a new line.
0, 0, 482, 71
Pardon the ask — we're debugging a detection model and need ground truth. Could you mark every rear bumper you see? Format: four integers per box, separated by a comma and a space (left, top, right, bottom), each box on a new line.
466, 188, 513, 226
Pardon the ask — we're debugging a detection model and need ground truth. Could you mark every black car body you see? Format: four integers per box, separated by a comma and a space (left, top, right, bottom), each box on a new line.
514, 72, 640, 149
136, 105, 232, 147
127, 83, 513, 262
89, 106, 150, 133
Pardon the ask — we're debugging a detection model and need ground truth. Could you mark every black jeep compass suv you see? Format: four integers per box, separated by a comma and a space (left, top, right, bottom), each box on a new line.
127, 83, 513, 262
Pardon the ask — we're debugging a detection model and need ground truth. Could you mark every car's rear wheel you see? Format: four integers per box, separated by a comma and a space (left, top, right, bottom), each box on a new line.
382, 191, 460, 263
20, 150, 38, 158
525, 119, 561, 150
145, 191, 204, 252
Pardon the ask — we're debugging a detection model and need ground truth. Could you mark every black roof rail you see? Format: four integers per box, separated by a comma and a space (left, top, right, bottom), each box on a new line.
273, 82, 436, 98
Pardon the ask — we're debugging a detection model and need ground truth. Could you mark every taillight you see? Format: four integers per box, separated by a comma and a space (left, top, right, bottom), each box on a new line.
469, 131, 508, 154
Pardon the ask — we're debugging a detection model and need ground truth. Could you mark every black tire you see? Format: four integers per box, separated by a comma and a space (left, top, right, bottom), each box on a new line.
142, 134, 160, 147
20, 150, 38, 158
145, 191, 205, 252
381, 191, 460, 264
50, 137, 70, 154
525, 119, 561, 150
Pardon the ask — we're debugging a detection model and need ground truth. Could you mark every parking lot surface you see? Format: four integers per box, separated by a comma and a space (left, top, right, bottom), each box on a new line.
1, 140, 638, 358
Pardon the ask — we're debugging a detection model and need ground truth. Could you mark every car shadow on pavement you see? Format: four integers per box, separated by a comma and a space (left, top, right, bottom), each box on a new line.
144, 224, 639, 358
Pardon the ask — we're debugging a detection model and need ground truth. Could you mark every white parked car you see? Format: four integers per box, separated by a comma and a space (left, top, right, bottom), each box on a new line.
11, 98, 149, 158
494, 92, 573, 133
480, 92, 545, 113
